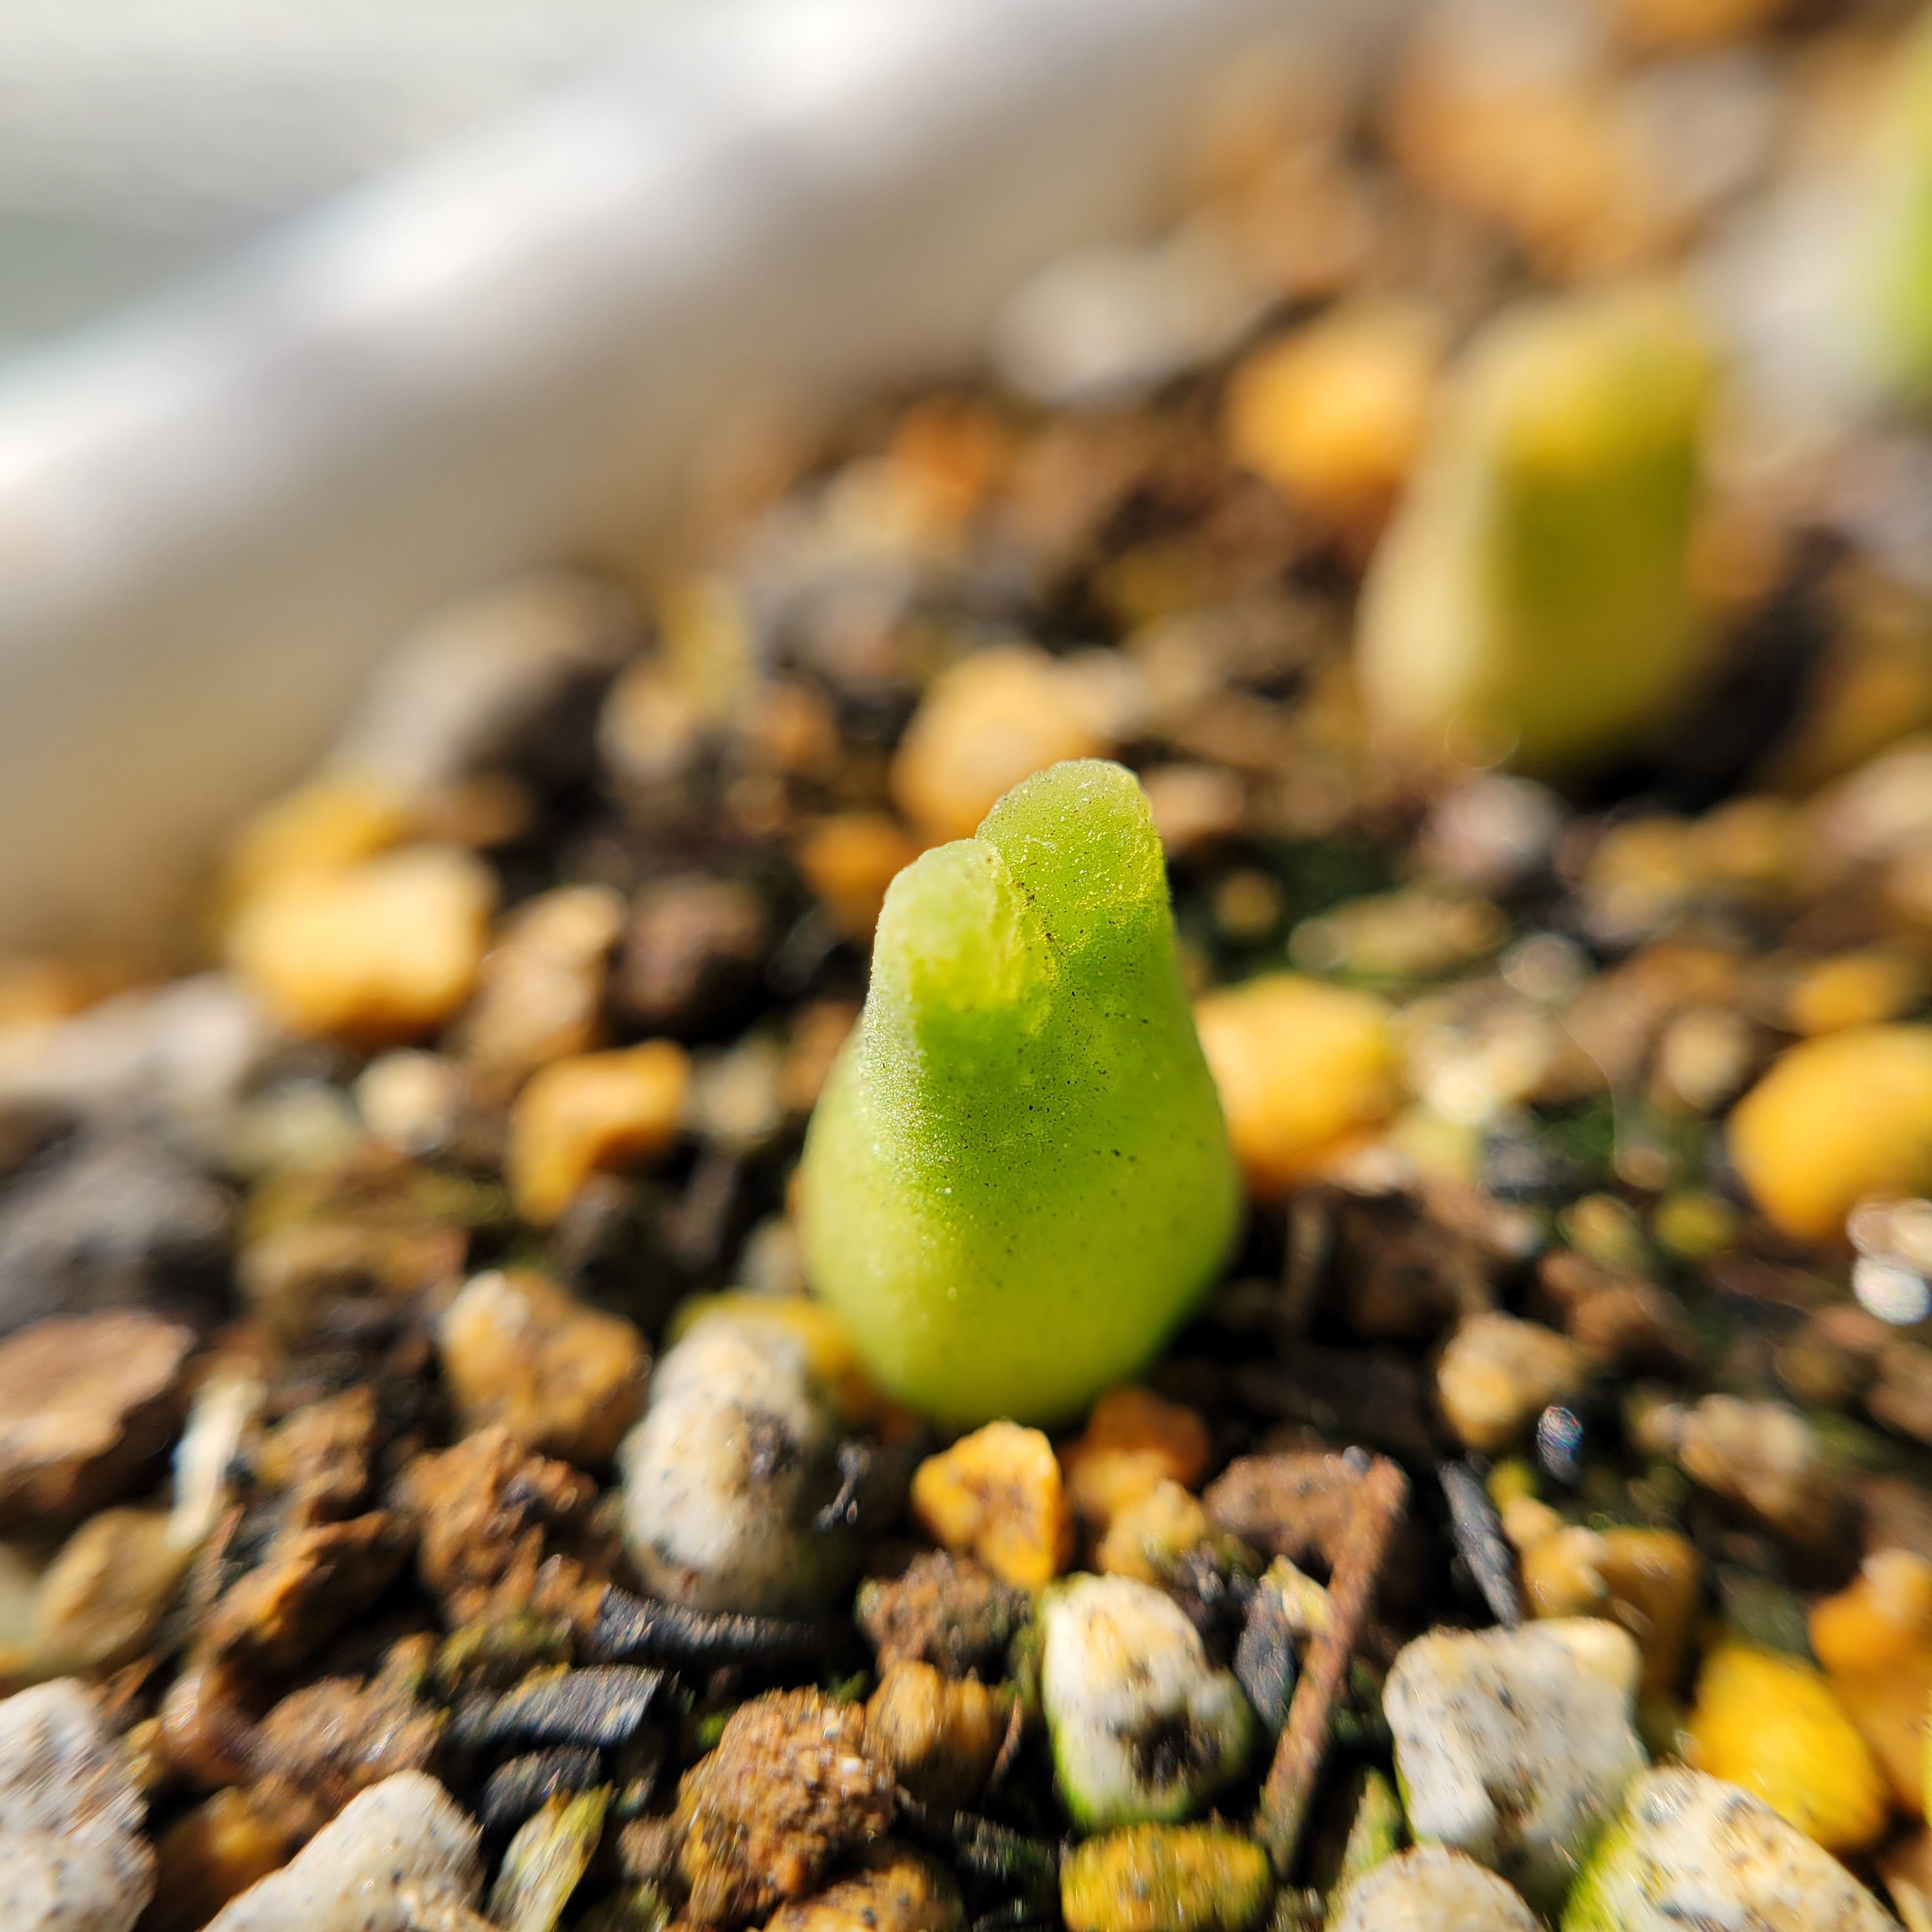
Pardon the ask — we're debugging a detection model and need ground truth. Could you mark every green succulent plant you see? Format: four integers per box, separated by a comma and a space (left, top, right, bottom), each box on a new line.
798, 758, 1238, 1426
1357, 284, 1715, 774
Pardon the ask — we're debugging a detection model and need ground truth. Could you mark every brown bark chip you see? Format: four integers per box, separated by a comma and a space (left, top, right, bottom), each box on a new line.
1206, 1451, 1409, 1877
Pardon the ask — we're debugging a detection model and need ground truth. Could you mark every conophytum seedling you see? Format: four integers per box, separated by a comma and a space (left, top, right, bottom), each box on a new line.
799, 758, 1239, 1425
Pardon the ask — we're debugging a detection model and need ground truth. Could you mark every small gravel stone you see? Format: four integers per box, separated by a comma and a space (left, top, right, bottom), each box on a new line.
1232, 1567, 1301, 1736
1040, 1573, 1255, 1832
1561, 1766, 1897, 1931
252, 1638, 448, 1816
140, 1784, 312, 1932
233, 1146, 468, 1347
218, 770, 410, 919
1439, 1460, 1522, 1627
795, 816, 922, 941
203, 1510, 416, 1675
889, 645, 1106, 845
201, 1770, 482, 1931
1535, 1250, 1698, 1376
675, 1688, 895, 1926
910, 1422, 1073, 1590
454, 1666, 664, 1752
864, 1660, 1013, 1809
618, 1315, 851, 1614
1684, 1643, 1887, 1855
0, 1678, 156, 1932
1329, 1846, 1538, 1932
615, 877, 769, 1038
29, 1504, 194, 1676
227, 845, 497, 1049
457, 884, 627, 1092
156, 1658, 269, 1791
437, 1269, 648, 1467
507, 1043, 689, 1227
686, 1038, 786, 1154
1664, 1395, 1850, 1555
585, 1586, 837, 1673
0, 974, 278, 1160
1384, 1619, 1646, 1912
1812, 1547, 1932, 1810
1060, 1386, 1212, 1526
254, 1385, 379, 1524
1225, 301, 1439, 542
1192, 974, 1399, 1200
1517, 1524, 1699, 1696
1416, 778, 1564, 898
1095, 1478, 1212, 1584
0, 1310, 194, 1529
480, 1750, 604, 1836
763, 1841, 963, 1932
1728, 1025, 1932, 1243
1060, 1823, 1274, 1932
355, 1051, 468, 1158
595, 647, 713, 798
0, 1129, 232, 1337
854, 1552, 1031, 1679
223, 1078, 364, 1179
393, 1427, 597, 1627
329, 574, 634, 797
1142, 763, 1248, 857
1436, 1313, 1586, 1453
1870, 1335, 1932, 1444
613, 1814, 682, 1887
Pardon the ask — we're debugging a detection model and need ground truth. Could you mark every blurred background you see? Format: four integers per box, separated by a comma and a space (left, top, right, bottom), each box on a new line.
1, 0, 1931, 952
0, 0, 689, 358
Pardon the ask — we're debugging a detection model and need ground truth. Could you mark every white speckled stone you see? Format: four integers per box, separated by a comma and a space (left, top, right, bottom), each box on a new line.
1330, 1847, 1540, 1932
617, 1316, 849, 1614
1385, 1618, 1646, 1912
202, 1772, 480, 1932
1041, 1572, 1254, 1831
1561, 1767, 1898, 1932
0, 1679, 155, 1932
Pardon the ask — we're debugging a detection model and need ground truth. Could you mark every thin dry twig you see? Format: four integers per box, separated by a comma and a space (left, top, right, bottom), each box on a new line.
1204, 1449, 1409, 1878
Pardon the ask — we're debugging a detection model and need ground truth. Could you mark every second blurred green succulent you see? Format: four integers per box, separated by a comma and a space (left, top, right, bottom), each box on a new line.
1358, 284, 1716, 774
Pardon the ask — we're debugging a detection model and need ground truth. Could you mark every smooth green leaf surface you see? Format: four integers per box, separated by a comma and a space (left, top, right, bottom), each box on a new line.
799, 759, 1238, 1425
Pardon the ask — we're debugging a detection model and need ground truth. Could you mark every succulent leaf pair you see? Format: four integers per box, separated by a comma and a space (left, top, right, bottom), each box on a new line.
801, 760, 1237, 1426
